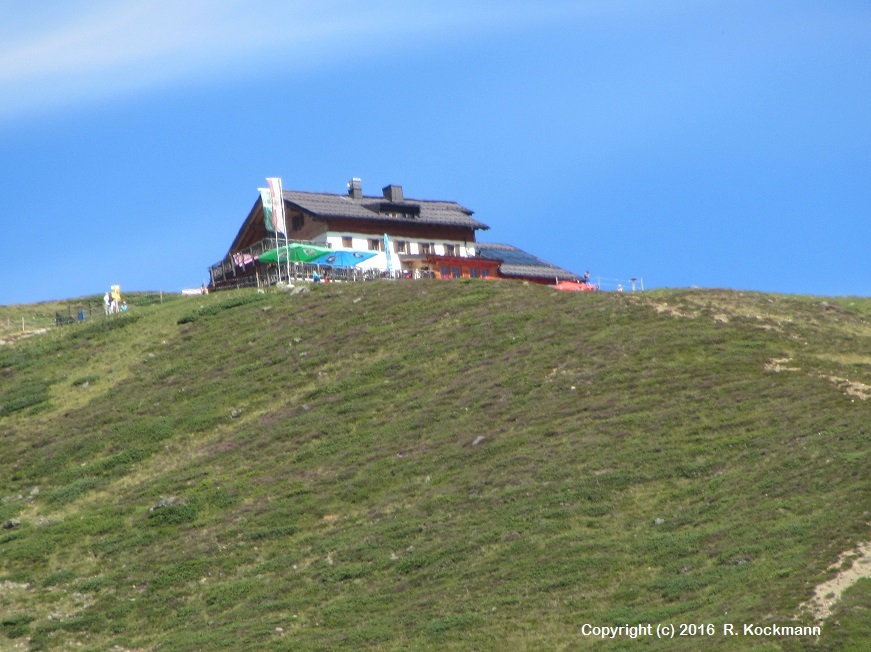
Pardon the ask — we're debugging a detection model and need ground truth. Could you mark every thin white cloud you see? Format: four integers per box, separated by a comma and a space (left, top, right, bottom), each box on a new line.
0, 0, 591, 124
0, 2, 207, 81
0, 1, 329, 119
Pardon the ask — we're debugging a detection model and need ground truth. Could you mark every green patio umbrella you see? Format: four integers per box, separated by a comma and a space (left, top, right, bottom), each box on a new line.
257, 243, 332, 264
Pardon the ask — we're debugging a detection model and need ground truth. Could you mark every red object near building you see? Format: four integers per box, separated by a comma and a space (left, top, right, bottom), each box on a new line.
553, 280, 596, 292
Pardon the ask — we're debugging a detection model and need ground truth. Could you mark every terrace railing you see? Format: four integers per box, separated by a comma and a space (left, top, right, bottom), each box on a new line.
210, 238, 437, 290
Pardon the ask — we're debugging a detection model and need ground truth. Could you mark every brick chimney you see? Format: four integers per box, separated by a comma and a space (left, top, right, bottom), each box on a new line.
348, 178, 363, 200
382, 184, 403, 203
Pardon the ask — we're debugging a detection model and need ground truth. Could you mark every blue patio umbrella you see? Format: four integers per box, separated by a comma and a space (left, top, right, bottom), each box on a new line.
311, 250, 377, 268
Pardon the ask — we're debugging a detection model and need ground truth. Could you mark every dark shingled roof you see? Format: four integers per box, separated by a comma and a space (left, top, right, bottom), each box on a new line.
476, 243, 580, 281
283, 190, 489, 230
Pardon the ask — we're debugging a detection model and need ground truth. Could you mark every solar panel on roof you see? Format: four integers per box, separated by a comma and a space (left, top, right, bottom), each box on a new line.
477, 245, 548, 266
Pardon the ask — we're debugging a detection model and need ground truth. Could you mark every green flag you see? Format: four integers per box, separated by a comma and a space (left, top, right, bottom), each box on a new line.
259, 187, 275, 233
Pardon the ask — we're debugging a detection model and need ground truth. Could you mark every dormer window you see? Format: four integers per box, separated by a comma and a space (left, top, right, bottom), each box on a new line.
378, 202, 420, 219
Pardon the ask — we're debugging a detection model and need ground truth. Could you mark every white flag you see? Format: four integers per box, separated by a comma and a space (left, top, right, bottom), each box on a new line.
266, 177, 287, 234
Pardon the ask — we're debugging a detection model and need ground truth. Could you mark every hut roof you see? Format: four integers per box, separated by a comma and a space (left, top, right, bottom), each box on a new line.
476, 243, 580, 281
282, 189, 489, 230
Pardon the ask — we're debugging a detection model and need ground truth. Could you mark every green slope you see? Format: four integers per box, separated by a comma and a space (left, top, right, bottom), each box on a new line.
1, 283, 869, 651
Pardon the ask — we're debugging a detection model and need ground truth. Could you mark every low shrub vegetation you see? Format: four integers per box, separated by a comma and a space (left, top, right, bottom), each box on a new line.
0, 283, 868, 649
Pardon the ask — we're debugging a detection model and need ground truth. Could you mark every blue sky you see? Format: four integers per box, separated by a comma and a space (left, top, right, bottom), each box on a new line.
1, 0, 868, 304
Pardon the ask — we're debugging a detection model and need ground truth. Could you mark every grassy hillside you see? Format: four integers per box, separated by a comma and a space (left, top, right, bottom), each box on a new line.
1, 282, 869, 651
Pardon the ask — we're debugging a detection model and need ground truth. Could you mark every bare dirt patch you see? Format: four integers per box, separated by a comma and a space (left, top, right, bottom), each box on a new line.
765, 357, 799, 373
799, 541, 871, 622
0, 329, 50, 345
650, 302, 697, 319
820, 374, 871, 400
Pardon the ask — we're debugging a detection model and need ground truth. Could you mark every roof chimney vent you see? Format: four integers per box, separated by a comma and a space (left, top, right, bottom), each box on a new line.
348, 178, 363, 200
382, 184, 403, 203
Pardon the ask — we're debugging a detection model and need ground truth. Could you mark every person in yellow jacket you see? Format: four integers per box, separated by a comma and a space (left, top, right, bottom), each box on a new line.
110, 285, 121, 313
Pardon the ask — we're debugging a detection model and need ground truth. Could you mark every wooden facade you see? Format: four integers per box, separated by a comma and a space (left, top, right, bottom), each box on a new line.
423, 255, 500, 280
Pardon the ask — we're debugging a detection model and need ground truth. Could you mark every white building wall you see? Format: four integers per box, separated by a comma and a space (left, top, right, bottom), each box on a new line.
323, 232, 474, 258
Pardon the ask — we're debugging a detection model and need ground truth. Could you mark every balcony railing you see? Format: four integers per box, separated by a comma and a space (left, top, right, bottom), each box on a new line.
209, 238, 439, 290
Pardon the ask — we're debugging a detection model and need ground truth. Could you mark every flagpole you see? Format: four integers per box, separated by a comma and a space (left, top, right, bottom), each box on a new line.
284, 230, 291, 283
275, 230, 281, 284
279, 180, 291, 282
272, 194, 281, 285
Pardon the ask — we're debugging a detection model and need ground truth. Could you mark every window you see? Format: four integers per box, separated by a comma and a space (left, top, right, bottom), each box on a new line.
342, 236, 353, 248
440, 266, 450, 279
291, 214, 304, 231
481, 269, 490, 278
369, 238, 383, 251
444, 244, 456, 256
469, 267, 480, 278
394, 240, 408, 254
452, 267, 462, 279
420, 242, 432, 255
